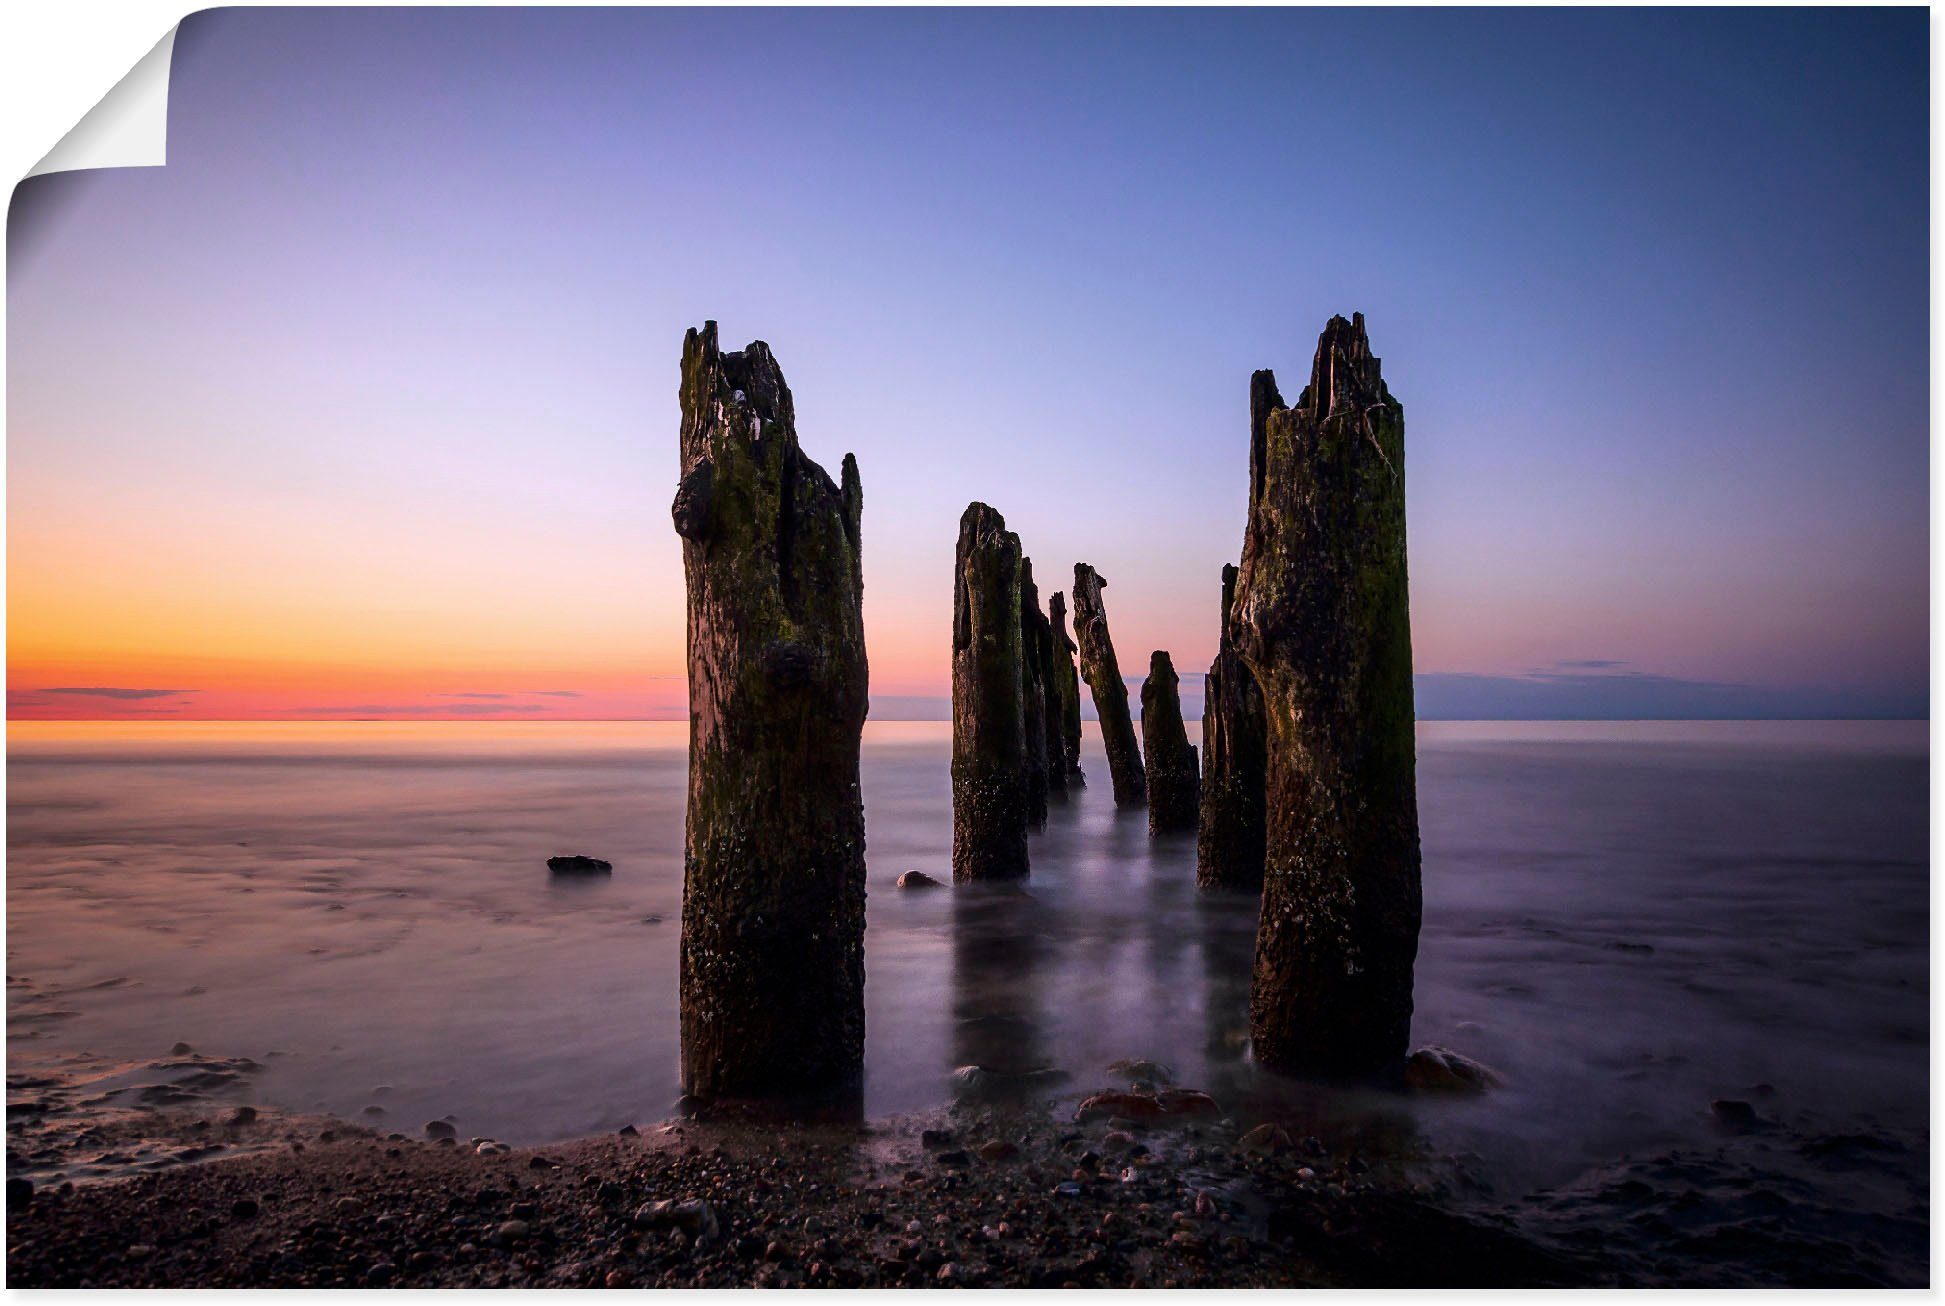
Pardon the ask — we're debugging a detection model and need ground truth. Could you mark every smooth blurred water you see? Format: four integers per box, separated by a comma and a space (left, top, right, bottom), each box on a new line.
7, 719, 1928, 1280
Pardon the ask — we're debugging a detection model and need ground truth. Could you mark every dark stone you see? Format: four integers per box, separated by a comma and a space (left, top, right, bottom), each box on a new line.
1071, 565, 1145, 807
896, 870, 944, 890
230, 1196, 260, 1219
1404, 1046, 1501, 1093
424, 1120, 456, 1139
1138, 651, 1199, 834
1018, 558, 1055, 823
547, 855, 612, 876
675, 323, 867, 1102
7, 1177, 32, 1207
952, 503, 1030, 882
1047, 593, 1085, 784
1712, 1098, 1758, 1128
1196, 564, 1267, 891
617, 1124, 638, 1136
1234, 313, 1421, 1076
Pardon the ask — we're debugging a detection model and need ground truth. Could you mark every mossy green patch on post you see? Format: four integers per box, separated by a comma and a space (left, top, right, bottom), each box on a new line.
1233, 313, 1421, 1077
674, 322, 868, 1102
952, 503, 1030, 882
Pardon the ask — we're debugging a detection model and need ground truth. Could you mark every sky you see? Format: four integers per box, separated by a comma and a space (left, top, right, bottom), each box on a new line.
6, 7, 1928, 721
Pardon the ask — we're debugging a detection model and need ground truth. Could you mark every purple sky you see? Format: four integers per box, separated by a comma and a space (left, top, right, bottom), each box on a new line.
8, 8, 1927, 719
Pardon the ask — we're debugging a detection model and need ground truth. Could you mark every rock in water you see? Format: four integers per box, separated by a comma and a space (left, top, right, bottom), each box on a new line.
1017, 558, 1054, 825
1048, 592, 1085, 784
547, 854, 613, 876
1139, 651, 1199, 834
1196, 564, 1267, 891
952, 503, 1031, 882
1235, 314, 1421, 1076
896, 869, 944, 890
672, 321, 867, 1100
1404, 1046, 1502, 1094
1071, 564, 1146, 807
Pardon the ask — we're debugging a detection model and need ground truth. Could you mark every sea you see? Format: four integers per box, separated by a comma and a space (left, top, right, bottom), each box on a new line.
6, 719, 1929, 1284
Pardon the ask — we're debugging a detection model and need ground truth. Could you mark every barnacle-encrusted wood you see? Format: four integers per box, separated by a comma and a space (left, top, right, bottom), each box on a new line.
952, 503, 1030, 881
1071, 564, 1146, 807
1048, 592, 1085, 784
673, 321, 867, 1099
1139, 650, 1200, 834
1234, 313, 1421, 1075
1196, 564, 1266, 891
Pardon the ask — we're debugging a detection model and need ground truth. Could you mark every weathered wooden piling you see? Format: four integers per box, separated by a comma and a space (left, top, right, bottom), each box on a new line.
953, 503, 1031, 881
1048, 592, 1085, 784
1071, 564, 1146, 807
672, 321, 867, 1099
1139, 650, 1200, 834
1018, 558, 1053, 827
1233, 313, 1421, 1076
1196, 564, 1267, 891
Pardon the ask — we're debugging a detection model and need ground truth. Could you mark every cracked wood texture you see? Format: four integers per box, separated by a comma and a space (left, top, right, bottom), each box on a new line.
952, 503, 1030, 882
672, 322, 867, 1100
1196, 563, 1267, 891
1071, 564, 1146, 807
1018, 557, 1053, 826
1140, 650, 1200, 834
1048, 592, 1085, 785
1234, 313, 1421, 1076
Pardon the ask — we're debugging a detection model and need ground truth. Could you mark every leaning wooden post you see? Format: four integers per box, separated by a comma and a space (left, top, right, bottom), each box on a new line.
1048, 592, 1085, 785
1140, 650, 1200, 834
1196, 566, 1267, 891
952, 503, 1031, 881
1234, 313, 1421, 1075
671, 321, 868, 1099
1071, 564, 1146, 807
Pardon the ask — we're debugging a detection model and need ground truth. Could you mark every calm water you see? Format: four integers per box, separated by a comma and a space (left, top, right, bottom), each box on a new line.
7, 719, 1929, 1282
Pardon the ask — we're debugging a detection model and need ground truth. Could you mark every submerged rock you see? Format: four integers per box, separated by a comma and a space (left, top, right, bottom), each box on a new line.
547, 855, 612, 876
1237, 1123, 1294, 1154
896, 870, 944, 890
951, 1065, 1068, 1100
1074, 1087, 1220, 1122
1404, 1046, 1502, 1094
1711, 1098, 1758, 1129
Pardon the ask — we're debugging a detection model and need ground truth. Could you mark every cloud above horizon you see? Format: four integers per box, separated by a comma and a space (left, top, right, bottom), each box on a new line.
38, 687, 196, 700
290, 702, 552, 715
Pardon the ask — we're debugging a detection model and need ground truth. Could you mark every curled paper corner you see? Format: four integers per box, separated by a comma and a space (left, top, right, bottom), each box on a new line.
27, 25, 180, 179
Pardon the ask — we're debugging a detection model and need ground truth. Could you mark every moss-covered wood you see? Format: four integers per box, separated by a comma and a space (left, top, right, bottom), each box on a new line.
1196, 565, 1267, 891
1018, 557, 1053, 826
1048, 592, 1085, 785
673, 321, 868, 1101
1139, 650, 1200, 834
1071, 564, 1146, 807
952, 503, 1031, 882
1233, 313, 1421, 1076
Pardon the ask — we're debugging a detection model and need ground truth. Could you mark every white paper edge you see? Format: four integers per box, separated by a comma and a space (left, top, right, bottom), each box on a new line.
25, 24, 178, 179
